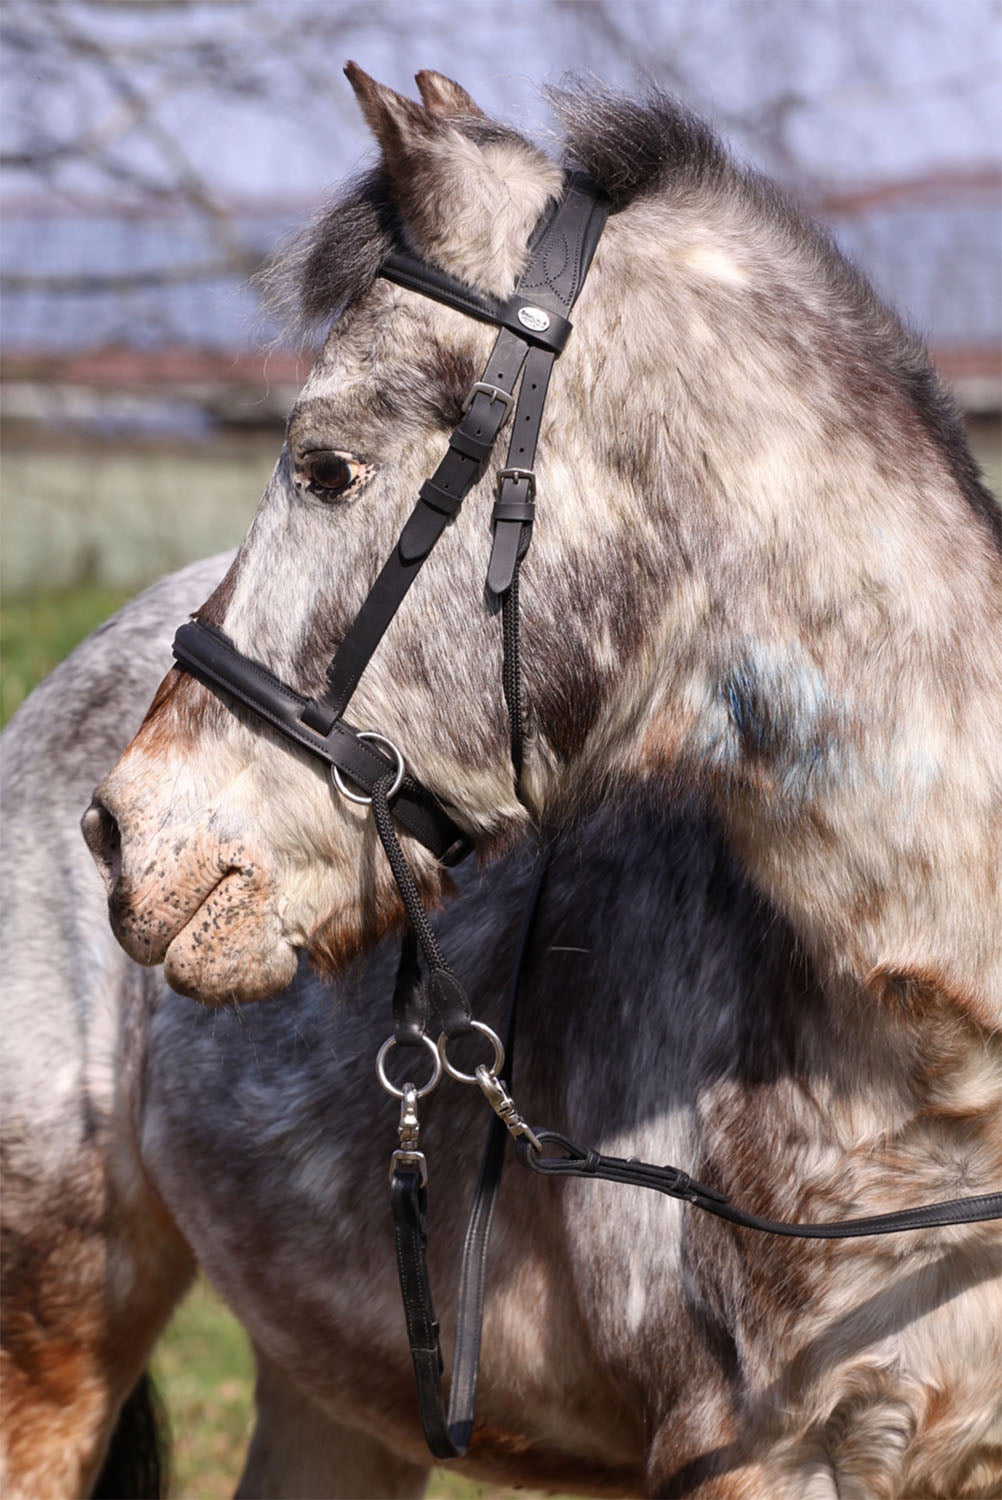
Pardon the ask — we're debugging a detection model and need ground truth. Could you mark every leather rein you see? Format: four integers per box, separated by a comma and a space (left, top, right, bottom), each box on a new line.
168, 174, 1002, 1461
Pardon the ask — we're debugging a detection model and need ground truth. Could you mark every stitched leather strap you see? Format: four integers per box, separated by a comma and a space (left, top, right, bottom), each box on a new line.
391, 1170, 455, 1457
518, 1133, 1002, 1237
313, 175, 609, 729
390, 844, 553, 1459
309, 326, 529, 728
487, 345, 554, 596
382, 250, 573, 354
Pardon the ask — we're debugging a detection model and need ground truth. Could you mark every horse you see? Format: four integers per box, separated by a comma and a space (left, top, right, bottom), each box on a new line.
7, 556, 998, 1500
4, 64, 1000, 1495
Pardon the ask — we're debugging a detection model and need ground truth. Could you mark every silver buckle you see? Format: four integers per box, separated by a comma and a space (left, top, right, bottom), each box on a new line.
388, 1082, 429, 1185
462, 382, 514, 422
497, 467, 536, 501
331, 731, 405, 806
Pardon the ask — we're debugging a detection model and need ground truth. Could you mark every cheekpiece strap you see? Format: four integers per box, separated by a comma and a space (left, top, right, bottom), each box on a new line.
312, 173, 608, 724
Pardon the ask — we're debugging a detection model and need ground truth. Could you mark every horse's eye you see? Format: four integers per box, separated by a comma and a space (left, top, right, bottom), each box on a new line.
295, 450, 362, 501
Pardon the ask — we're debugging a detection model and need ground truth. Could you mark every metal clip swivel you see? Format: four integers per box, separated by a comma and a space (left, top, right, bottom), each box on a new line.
389, 1082, 428, 1185
474, 1065, 543, 1153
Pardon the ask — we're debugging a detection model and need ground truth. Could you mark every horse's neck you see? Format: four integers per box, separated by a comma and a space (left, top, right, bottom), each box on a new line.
522, 817, 998, 1214
705, 581, 1002, 1027
691, 967, 1002, 1242
579, 195, 1002, 1027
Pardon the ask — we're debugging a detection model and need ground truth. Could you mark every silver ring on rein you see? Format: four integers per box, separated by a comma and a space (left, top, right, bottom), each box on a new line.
332, 731, 406, 805
437, 1019, 505, 1084
376, 1032, 442, 1098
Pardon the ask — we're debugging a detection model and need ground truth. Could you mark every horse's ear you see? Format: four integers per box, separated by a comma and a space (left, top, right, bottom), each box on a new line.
344, 61, 560, 295
344, 62, 438, 174
414, 70, 485, 119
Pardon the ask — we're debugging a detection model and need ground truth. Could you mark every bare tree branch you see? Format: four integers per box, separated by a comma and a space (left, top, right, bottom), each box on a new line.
2, 261, 255, 294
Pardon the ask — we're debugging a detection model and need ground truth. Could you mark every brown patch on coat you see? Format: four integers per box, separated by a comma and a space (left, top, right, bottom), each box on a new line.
123, 557, 242, 757
1, 1143, 194, 1495
634, 702, 698, 772
195, 554, 242, 626
306, 851, 454, 974
132, 665, 218, 754
867, 963, 985, 1026
1, 1339, 109, 1496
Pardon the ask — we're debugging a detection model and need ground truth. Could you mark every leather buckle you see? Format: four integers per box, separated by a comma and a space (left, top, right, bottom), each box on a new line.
462, 382, 514, 422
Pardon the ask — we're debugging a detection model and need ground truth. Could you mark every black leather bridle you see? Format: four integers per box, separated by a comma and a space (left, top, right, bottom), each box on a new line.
172, 173, 608, 863
168, 173, 1001, 1462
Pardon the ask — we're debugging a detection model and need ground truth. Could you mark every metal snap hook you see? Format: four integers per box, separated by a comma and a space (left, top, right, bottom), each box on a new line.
376, 1033, 442, 1099
437, 1019, 505, 1085
332, 731, 405, 806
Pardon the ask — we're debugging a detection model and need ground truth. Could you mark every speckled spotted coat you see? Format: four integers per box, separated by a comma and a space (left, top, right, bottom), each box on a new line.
3, 67, 999, 1498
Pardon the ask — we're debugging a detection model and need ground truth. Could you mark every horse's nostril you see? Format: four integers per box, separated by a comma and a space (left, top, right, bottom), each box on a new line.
81, 799, 123, 896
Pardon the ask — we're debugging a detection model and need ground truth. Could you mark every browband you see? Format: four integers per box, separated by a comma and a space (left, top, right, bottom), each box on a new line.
381, 250, 573, 354
379, 169, 608, 354
171, 172, 609, 857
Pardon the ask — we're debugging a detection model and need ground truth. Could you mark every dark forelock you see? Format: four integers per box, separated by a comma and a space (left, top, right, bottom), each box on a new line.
256, 167, 398, 338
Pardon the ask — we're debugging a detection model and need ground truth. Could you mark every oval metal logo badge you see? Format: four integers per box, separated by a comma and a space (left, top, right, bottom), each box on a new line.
517, 305, 551, 332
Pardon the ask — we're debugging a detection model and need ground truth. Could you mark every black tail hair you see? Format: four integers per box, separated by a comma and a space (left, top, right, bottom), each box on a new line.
90, 1369, 170, 1500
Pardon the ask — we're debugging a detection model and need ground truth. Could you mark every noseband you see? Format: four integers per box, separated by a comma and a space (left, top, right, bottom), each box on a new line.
168, 174, 1001, 1462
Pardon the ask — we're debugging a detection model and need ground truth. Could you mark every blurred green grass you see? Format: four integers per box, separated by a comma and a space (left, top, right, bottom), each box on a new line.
0, 581, 132, 725
153, 1280, 255, 1499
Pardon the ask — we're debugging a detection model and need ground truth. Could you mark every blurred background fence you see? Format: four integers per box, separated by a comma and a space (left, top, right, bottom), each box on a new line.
2, 0, 999, 615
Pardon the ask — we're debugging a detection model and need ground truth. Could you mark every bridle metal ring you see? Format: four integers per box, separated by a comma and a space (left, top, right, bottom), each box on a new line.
437, 1019, 505, 1085
332, 731, 405, 805
375, 1033, 442, 1099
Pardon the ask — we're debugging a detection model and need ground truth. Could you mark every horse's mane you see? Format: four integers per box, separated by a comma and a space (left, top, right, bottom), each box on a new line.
261, 81, 1000, 549
550, 81, 1001, 549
